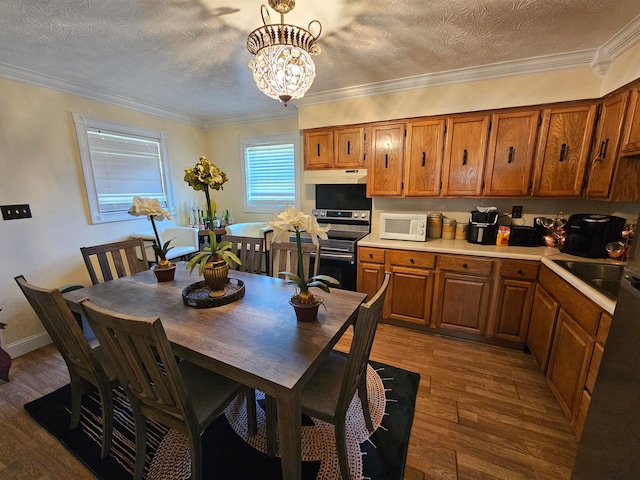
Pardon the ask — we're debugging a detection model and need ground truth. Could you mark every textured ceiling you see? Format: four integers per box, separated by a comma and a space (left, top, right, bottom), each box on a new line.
0, 0, 639, 126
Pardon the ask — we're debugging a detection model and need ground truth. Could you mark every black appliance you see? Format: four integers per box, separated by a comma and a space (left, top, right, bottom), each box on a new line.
561, 213, 626, 258
508, 225, 539, 247
467, 210, 499, 245
297, 185, 372, 291
570, 211, 640, 479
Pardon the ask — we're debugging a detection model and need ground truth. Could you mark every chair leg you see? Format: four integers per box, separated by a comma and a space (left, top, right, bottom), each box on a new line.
358, 375, 374, 433
133, 410, 147, 480
98, 387, 114, 459
190, 432, 203, 480
335, 418, 351, 480
69, 376, 83, 430
246, 388, 257, 436
265, 394, 277, 457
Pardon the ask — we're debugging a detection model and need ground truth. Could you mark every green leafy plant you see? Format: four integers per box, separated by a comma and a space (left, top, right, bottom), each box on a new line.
184, 156, 228, 227
185, 232, 241, 275
269, 207, 340, 305
128, 197, 174, 268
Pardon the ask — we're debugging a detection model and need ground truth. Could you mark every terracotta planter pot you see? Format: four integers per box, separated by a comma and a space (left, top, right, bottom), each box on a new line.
203, 256, 229, 297
289, 295, 323, 322
152, 263, 176, 282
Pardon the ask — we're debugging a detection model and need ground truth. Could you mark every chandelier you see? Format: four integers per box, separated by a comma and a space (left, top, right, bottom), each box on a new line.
247, 0, 322, 106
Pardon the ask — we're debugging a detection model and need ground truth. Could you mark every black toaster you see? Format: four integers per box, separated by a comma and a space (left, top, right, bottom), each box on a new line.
508, 226, 540, 247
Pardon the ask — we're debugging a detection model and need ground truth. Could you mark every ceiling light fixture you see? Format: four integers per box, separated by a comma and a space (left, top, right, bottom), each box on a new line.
247, 0, 322, 107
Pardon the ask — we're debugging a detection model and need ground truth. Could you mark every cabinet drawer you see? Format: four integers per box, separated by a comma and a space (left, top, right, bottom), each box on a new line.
500, 260, 539, 280
387, 250, 436, 269
438, 255, 494, 276
358, 247, 385, 264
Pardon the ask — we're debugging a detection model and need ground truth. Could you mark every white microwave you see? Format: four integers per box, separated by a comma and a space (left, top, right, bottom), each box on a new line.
379, 212, 428, 241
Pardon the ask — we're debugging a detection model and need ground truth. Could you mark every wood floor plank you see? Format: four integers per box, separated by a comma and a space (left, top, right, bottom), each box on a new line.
3, 323, 578, 480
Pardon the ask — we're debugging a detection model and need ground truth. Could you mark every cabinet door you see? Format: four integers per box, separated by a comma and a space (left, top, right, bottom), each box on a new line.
441, 114, 490, 196
304, 129, 334, 169
531, 104, 598, 197
585, 91, 630, 198
547, 310, 594, 422
368, 122, 405, 196
434, 272, 492, 335
483, 110, 539, 196
494, 278, 536, 343
334, 126, 364, 168
357, 262, 386, 302
526, 285, 559, 372
385, 265, 434, 326
404, 119, 445, 196
621, 86, 640, 155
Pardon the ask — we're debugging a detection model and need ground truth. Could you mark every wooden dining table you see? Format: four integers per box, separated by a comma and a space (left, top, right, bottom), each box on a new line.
63, 263, 367, 480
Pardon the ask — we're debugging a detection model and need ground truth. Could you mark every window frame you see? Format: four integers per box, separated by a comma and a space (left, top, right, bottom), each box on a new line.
239, 132, 300, 214
73, 113, 174, 224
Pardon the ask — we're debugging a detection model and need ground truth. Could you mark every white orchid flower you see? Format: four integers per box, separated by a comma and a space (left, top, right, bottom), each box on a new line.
128, 197, 172, 221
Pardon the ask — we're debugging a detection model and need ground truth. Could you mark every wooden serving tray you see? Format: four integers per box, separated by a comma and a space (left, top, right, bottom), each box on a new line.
182, 278, 245, 308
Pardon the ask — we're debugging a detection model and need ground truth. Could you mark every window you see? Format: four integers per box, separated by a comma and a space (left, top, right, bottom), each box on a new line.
73, 113, 174, 224
240, 133, 299, 213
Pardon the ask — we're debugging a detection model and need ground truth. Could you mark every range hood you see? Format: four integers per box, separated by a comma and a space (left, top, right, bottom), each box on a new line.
303, 169, 368, 185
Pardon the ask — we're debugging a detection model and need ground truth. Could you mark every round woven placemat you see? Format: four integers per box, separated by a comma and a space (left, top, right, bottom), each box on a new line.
181, 278, 245, 308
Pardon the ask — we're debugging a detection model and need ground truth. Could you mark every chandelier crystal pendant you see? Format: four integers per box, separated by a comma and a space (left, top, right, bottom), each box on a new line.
247, 0, 322, 106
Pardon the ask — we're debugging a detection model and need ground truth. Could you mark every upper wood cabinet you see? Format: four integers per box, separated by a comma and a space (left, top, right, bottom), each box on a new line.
404, 119, 445, 196
303, 126, 365, 170
441, 114, 490, 196
368, 121, 406, 196
483, 110, 540, 197
620, 86, 640, 156
531, 103, 598, 197
584, 91, 630, 199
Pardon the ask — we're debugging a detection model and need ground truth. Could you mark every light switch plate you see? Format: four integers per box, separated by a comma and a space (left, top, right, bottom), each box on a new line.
511, 205, 523, 219
1, 204, 32, 220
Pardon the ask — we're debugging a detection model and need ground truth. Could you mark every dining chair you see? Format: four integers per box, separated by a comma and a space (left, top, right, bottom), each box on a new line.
266, 272, 391, 478
80, 300, 249, 480
223, 235, 265, 274
269, 241, 320, 279
80, 238, 149, 285
15, 275, 119, 459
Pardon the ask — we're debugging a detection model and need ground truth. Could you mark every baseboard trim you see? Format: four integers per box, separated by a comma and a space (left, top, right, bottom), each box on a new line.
5, 331, 52, 358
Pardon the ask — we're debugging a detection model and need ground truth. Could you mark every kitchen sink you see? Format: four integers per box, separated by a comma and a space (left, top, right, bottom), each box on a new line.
552, 259, 624, 300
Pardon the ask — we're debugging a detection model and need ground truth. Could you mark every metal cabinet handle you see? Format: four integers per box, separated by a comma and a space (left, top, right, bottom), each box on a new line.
462, 263, 468, 269
601, 138, 609, 159
347, 140, 351, 155
369, 253, 373, 258
410, 258, 415, 264
317, 144, 320, 157
517, 269, 524, 275
508, 146, 515, 164
462, 149, 468, 165
559, 143, 568, 162
422, 152, 426, 167
385, 154, 388, 168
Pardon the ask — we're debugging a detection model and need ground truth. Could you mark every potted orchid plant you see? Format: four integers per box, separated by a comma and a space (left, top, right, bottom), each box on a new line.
269, 207, 339, 318
128, 197, 175, 280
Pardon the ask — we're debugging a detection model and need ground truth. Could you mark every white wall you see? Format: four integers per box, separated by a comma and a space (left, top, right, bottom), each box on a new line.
0, 77, 208, 356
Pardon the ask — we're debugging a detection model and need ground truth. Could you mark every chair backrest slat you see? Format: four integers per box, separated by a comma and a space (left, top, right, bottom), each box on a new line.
81, 300, 194, 432
223, 235, 264, 274
338, 272, 390, 415
269, 241, 320, 280
81, 238, 149, 285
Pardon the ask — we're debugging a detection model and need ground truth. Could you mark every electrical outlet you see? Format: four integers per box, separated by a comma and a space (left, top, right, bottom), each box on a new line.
1, 204, 32, 220
511, 205, 523, 219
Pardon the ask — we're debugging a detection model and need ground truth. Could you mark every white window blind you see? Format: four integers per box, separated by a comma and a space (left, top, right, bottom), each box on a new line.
240, 133, 299, 213
73, 114, 173, 224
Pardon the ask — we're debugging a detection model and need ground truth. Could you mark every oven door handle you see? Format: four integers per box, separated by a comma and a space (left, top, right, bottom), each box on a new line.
319, 252, 355, 262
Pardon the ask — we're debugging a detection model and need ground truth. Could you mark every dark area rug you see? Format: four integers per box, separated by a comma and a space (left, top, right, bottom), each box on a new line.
24, 360, 419, 479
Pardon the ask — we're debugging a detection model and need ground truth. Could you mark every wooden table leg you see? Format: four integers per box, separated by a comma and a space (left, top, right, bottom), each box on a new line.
276, 389, 301, 480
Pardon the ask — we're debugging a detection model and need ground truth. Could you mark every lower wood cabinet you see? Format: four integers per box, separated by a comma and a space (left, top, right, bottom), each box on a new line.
434, 255, 494, 335
527, 285, 559, 372
357, 247, 386, 301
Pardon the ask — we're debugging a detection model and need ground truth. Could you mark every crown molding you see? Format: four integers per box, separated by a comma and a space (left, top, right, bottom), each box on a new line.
202, 106, 298, 128
602, 14, 640, 58
0, 62, 200, 126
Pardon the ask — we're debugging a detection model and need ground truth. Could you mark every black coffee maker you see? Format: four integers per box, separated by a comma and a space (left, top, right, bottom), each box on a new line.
561, 214, 626, 258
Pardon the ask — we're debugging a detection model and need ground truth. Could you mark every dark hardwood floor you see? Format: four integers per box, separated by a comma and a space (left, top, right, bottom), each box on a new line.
0, 323, 578, 479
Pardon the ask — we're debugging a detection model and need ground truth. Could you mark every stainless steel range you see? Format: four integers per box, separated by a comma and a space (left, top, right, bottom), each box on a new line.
293, 208, 371, 291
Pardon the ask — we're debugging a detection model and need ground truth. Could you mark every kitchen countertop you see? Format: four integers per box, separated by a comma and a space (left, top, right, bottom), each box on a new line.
358, 232, 624, 314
